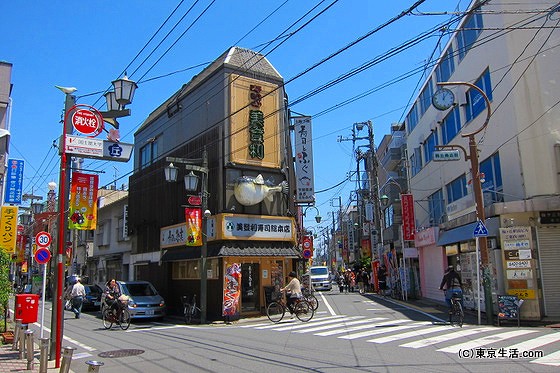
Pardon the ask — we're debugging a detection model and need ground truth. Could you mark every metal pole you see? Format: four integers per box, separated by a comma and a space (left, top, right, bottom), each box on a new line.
12, 318, 22, 351
39, 337, 49, 373
51, 92, 75, 365
59, 346, 76, 373
476, 237, 481, 325
86, 360, 105, 372
40, 263, 47, 338
25, 329, 34, 370
200, 149, 208, 324
18, 323, 27, 359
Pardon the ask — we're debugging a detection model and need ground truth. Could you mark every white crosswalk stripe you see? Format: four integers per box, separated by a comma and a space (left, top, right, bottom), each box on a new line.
295, 317, 386, 333
367, 325, 452, 343
400, 327, 495, 348
531, 349, 560, 367
437, 330, 539, 353
338, 321, 430, 340
271, 316, 363, 331
315, 318, 411, 336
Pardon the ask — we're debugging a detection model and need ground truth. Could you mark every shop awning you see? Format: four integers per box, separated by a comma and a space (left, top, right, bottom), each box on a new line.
436, 217, 499, 246
160, 242, 300, 262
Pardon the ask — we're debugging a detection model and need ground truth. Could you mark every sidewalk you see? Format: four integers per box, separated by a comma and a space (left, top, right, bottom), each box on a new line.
0, 339, 78, 373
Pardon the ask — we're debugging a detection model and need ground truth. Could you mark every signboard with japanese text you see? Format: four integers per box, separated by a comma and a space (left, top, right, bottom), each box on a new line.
185, 207, 202, 246
68, 172, 99, 230
160, 223, 188, 248
65, 135, 103, 157
3, 159, 24, 205
401, 194, 415, 241
222, 263, 241, 317
0, 206, 18, 253
293, 116, 315, 203
208, 213, 295, 242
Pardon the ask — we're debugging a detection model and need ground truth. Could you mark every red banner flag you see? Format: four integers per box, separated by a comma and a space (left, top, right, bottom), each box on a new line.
401, 194, 416, 241
68, 172, 99, 230
184, 207, 202, 246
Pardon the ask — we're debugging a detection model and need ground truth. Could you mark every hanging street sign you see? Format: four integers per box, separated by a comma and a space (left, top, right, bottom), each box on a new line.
433, 149, 461, 161
302, 248, 312, 259
69, 105, 104, 137
64, 135, 134, 162
187, 195, 202, 206
473, 220, 489, 237
35, 231, 52, 247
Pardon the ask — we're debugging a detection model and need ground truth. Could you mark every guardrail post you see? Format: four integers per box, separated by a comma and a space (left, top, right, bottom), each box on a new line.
18, 323, 27, 359
25, 329, 34, 370
12, 319, 22, 351
85, 360, 105, 372
39, 337, 49, 373
59, 346, 76, 373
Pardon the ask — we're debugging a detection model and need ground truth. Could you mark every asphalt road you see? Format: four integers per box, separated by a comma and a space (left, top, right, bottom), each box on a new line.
22, 289, 560, 372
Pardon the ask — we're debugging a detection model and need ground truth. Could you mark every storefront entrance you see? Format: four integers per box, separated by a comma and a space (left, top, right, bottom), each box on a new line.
241, 263, 260, 312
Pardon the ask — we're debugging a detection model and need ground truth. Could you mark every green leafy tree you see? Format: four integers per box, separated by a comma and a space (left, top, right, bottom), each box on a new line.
0, 250, 12, 332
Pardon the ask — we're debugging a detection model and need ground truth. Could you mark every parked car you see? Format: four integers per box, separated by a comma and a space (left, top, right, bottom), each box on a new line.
102, 281, 166, 319
82, 284, 103, 311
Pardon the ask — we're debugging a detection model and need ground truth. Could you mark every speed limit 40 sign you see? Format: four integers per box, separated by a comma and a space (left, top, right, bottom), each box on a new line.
35, 231, 52, 247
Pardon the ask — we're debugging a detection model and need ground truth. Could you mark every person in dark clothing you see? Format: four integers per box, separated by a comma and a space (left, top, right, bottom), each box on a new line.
439, 265, 463, 311
377, 265, 387, 296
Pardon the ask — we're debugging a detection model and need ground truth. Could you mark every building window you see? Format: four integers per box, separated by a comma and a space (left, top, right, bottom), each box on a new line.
423, 130, 439, 164
140, 140, 159, 169
384, 205, 394, 229
410, 147, 422, 177
465, 69, 493, 122
418, 80, 433, 117
441, 106, 461, 144
457, 12, 483, 61
428, 189, 445, 226
480, 152, 503, 203
436, 46, 455, 82
96, 221, 110, 246
446, 175, 467, 204
116, 217, 126, 242
406, 102, 419, 134
172, 258, 219, 279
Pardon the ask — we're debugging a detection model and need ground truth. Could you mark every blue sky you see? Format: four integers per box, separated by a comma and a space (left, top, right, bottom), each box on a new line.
2, 0, 468, 234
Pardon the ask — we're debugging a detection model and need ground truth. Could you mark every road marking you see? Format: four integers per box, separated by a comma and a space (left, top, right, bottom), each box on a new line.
255, 316, 344, 330
318, 291, 337, 315
272, 316, 363, 331
531, 349, 560, 366
400, 327, 495, 348
437, 330, 538, 353
367, 325, 452, 343
72, 352, 93, 360
126, 325, 192, 332
338, 321, 430, 340
298, 318, 386, 334
33, 323, 96, 352
316, 319, 411, 337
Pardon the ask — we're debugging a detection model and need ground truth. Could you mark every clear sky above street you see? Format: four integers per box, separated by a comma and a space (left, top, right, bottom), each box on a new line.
2, 0, 469, 233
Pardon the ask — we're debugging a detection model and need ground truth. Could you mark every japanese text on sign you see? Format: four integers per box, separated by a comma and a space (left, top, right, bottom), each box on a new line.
294, 116, 315, 203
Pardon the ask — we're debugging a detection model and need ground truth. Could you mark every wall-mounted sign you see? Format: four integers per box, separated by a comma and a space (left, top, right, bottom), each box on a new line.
293, 116, 315, 203
433, 149, 461, 161
3, 159, 24, 205
401, 194, 416, 241
0, 206, 18, 253
66, 104, 104, 137
208, 213, 295, 242
503, 240, 530, 250
506, 260, 531, 269
507, 288, 535, 300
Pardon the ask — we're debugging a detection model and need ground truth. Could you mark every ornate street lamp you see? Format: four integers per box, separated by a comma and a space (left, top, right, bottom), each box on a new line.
303, 205, 322, 224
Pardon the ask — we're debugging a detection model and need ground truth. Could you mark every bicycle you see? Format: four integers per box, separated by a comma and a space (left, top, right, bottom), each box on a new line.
301, 287, 319, 311
102, 298, 131, 330
181, 294, 201, 324
266, 293, 314, 323
449, 292, 464, 327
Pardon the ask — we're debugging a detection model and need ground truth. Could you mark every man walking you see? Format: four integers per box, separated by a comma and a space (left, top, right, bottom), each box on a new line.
71, 278, 86, 319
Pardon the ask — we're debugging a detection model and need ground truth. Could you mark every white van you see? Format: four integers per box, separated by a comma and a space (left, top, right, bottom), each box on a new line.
309, 266, 332, 291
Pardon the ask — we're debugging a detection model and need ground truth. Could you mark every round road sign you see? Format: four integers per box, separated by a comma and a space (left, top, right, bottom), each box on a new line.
303, 249, 312, 259
35, 247, 51, 264
35, 231, 52, 247
302, 236, 313, 250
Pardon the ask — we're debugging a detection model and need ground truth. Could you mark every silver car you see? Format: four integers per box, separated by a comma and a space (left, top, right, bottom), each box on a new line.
103, 281, 166, 319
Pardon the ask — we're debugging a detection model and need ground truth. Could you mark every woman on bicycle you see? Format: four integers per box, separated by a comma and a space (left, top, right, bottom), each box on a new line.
281, 271, 302, 313
439, 266, 463, 319
104, 279, 122, 316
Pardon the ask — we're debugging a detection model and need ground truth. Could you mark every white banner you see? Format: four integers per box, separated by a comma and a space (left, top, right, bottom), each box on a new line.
293, 116, 315, 203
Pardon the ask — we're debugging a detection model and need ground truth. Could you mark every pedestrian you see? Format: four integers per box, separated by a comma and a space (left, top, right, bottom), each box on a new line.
70, 278, 86, 319
336, 271, 345, 293
378, 265, 387, 296
343, 270, 351, 293
349, 270, 356, 292
439, 265, 463, 320
358, 268, 369, 294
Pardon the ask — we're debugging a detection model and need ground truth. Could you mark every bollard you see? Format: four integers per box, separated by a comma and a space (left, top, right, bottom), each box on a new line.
39, 337, 49, 373
59, 346, 76, 373
18, 323, 27, 359
25, 329, 34, 370
12, 319, 22, 351
85, 360, 104, 373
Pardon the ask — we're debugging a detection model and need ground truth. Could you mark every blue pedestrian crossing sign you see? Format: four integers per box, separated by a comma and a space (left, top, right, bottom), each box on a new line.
473, 220, 489, 237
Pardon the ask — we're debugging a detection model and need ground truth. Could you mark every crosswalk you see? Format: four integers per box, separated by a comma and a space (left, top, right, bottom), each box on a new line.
240, 314, 560, 367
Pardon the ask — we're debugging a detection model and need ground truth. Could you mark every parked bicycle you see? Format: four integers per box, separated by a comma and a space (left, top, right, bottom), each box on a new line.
181, 294, 201, 324
102, 298, 131, 330
449, 292, 464, 327
266, 292, 314, 323
301, 287, 319, 311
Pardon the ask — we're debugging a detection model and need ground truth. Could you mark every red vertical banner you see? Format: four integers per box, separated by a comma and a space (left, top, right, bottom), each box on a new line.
184, 207, 202, 246
222, 263, 241, 317
401, 193, 416, 241
68, 172, 99, 230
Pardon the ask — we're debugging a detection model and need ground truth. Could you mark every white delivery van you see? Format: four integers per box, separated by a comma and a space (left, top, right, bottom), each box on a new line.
309, 266, 332, 291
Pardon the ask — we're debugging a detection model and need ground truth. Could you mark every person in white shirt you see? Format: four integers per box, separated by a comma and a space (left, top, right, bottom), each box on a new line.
70, 278, 86, 319
281, 271, 302, 313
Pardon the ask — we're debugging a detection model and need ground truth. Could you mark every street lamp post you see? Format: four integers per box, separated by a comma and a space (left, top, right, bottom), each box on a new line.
434, 81, 493, 325
164, 149, 210, 323
52, 77, 137, 366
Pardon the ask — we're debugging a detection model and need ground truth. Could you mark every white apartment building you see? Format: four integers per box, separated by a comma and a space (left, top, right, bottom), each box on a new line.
406, 0, 560, 319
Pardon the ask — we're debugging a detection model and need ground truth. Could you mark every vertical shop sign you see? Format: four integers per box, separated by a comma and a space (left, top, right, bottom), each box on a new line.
293, 116, 315, 203
222, 263, 241, 317
401, 194, 416, 241
4, 159, 24, 205
185, 207, 202, 246
0, 206, 18, 253
248, 85, 265, 159
68, 172, 99, 230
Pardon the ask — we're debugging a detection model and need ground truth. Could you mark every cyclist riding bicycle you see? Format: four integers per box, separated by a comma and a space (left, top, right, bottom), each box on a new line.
280, 271, 302, 313
439, 265, 463, 321
104, 279, 122, 317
